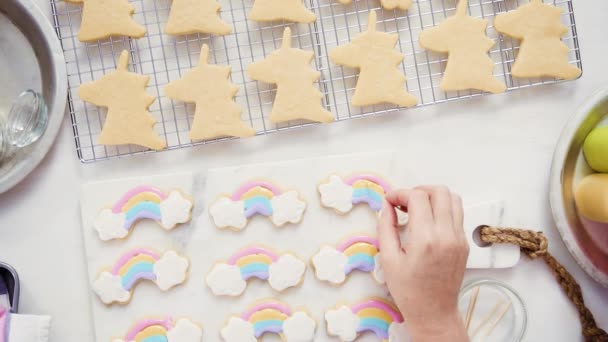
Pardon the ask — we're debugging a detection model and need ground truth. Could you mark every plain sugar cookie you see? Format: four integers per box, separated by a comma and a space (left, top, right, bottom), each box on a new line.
206, 246, 306, 296
248, 27, 334, 124
93, 249, 189, 305
65, 0, 145, 42
221, 300, 316, 342
79, 51, 166, 150
336, 0, 411, 11
166, 0, 232, 36
165, 45, 255, 140
325, 297, 408, 341
249, 0, 316, 23
112, 317, 202, 342
419, 0, 506, 94
494, 0, 581, 80
330, 10, 417, 107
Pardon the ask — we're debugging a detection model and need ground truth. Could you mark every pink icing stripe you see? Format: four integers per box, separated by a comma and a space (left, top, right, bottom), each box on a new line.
337, 236, 380, 252
352, 299, 403, 323
241, 302, 292, 321
125, 318, 173, 340
0, 308, 7, 342
344, 175, 392, 193
111, 186, 167, 213
230, 181, 282, 201
111, 249, 161, 275
227, 247, 279, 265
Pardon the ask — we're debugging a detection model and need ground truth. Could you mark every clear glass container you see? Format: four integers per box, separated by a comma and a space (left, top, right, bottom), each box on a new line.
0, 115, 8, 164
6, 90, 47, 148
459, 279, 527, 342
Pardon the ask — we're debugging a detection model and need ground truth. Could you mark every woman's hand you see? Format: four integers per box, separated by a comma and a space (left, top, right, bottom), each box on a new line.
378, 186, 469, 341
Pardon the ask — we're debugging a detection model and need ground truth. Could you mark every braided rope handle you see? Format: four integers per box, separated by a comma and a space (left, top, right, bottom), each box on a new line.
479, 226, 608, 342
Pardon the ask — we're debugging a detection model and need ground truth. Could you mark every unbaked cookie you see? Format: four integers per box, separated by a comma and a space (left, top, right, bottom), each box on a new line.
93, 249, 189, 305
494, 0, 581, 80
221, 300, 316, 341
249, 0, 316, 23
209, 180, 307, 230
79, 50, 167, 150
336, 0, 411, 11
112, 317, 202, 342
165, 45, 255, 140
166, 0, 232, 36
206, 246, 306, 296
419, 0, 506, 94
248, 27, 334, 123
65, 0, 145, 42
330, 10, 417, 107
325, 297, 408, 341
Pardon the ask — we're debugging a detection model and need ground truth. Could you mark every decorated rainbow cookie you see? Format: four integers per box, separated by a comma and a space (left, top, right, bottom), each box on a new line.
325, 298, 408, 342
94, 185, 193, 241
221, 300, 316, 341
312, 235, 384, 285
93, 248, 189, 304
209, 180, 306, 230
206, 246, 306, 296
113, 317, 202, 342
318, 174, 407, 225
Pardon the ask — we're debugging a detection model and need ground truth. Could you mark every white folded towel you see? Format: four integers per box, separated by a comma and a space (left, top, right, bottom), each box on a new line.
1, 312, 51, 342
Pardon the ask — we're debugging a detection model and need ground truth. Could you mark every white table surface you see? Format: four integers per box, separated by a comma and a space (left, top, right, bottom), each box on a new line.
1, 1, 607, 341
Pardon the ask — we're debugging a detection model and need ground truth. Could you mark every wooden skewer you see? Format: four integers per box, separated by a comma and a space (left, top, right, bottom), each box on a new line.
481, 300, 512, 341
464, 286, 480, 331
469, 299, 505, 339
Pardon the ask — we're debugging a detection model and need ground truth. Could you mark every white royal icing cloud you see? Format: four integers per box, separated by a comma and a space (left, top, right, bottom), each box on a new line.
268, 254, 306, 291
311, 246, 348, 284
153, 251, 189, 291
319, 175, 353, 214
325, 306, 359, 341
93, 272, 131, 304
160, 191, 193, 229
167, 318, 203, 342
389, 321, 411, 342
93, 209, 128, 241
373, 253, 385, 284
270, 191, 306, 226
209, 197, 247, 230
206, 263, 247, 296
283, 311, 316, 342
221, 317, 256, 342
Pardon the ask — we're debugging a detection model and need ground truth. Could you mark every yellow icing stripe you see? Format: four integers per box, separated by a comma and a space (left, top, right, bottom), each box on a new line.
352, 180, 386, 195
122, 192, 163, 212
133, 325, 168, 342
357, 308, 393, 323
249, 309, 288, 323
118, 255, 157, 276
241, 186, 274, 201
236, 254, 273, 267
344, 242, 378, 257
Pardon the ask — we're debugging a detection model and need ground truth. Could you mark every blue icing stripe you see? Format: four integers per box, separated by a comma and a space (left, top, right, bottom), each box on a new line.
141, 336, 168, 342
125, 201, 161, 221
240, 263, 269, 278
121, 262, 155, 287
244, 196, 273, 217
253, 320, 283, 337
358, 317, 390, 338
345, 253, 375, 274
352, 188, 383, 203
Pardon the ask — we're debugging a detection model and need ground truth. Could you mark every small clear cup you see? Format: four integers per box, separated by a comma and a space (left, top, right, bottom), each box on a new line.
6, 90, 48, 148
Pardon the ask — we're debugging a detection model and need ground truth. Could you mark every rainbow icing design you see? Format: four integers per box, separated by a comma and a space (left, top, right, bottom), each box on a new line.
220, 300, 316, 341
318, 174, 391, 214
209, 181, 306, 230
312, 235, 384, 284
112, 317, 202, 342
206, 246, 306, 296
94, 186, 193, 241
93, 248, 189, 304
325, 298, 407, 342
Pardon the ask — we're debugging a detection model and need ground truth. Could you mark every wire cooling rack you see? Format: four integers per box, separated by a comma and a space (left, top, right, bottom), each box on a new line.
50, 0, 582, 162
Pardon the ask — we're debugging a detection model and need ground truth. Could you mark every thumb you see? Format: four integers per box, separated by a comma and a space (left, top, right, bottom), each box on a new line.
377, 200, 402, 258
